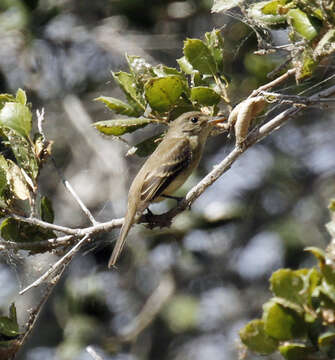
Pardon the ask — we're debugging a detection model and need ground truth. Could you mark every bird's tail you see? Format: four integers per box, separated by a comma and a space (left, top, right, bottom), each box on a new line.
108, 206, 136, 268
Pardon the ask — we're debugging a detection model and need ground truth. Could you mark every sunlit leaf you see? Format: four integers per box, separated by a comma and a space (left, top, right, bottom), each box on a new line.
93, 117, 153, 136
7, 160, 30, 201
261, 0, 289, 15
0, 94, 15, 110
15, 88, 27, 105
263, 300, 306, 340
113, 71, 145, 110
314, 29, 335, 59
0, 102, 32, 138
248, 1, 287, 25
239, 319, 278, 354
279, 342, 311, 360
211, 0, 244, 13
318, 331, 335, 357
1, 127, 39, 181
94, 96, 138, 116
177, 56, 194, 75
190, 86, 221, 106
183, 39, 217, 75
287, 9, 319, 40
205, 29, 224, 72
144, 76, 185, 112
153, 65, 183, 78
270, 268, 320, 306
0, 155, 9, 198
126, 54, 154, 83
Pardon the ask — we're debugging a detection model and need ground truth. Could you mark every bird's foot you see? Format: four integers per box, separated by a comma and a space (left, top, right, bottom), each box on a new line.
141, 208, 173, 229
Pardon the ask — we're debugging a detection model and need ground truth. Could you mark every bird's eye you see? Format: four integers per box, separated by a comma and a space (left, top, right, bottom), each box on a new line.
190, 117, 198, 124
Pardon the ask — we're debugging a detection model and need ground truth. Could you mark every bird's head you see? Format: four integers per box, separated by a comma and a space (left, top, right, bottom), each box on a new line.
169, 111, 226, 136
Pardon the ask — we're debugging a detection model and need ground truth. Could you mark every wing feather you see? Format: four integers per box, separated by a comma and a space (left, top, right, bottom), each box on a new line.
140, 138, 192, 202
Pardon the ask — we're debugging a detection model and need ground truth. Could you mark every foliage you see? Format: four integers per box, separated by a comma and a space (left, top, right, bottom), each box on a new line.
93, 33, 229, 156
240, 204, 335, 360
213, 0, 335, 80
0, 91, 54, 240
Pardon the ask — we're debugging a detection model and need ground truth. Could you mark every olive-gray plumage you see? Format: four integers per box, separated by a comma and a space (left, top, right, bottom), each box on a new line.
108, 111, 224, 268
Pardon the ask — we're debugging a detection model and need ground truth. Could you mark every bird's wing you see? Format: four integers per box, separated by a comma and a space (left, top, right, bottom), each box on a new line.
140, 137, 192, 202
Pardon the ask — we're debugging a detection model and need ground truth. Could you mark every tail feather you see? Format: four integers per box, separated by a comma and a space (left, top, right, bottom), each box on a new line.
108, 207, 136, 268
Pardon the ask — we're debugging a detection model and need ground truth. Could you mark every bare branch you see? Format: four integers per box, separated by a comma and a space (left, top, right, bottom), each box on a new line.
19, 234, 90, 294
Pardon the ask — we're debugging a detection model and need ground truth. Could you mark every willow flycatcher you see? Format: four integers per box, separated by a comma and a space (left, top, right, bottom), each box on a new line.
108, 111, 225, 268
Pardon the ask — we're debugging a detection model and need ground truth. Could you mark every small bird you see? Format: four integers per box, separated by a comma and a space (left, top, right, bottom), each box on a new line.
108, 111, 226, 268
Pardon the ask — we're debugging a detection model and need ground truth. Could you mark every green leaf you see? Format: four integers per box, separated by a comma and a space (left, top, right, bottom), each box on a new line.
177, 56, 194, 75
113, 71, 145, 110
305, 247, 335, 286
0, 102, 32, 138
93, 117, 153, 136
204, 29, 224, 72
15, 88, 27, 105
126, 54, 154, 83
94, 96, 138, 116
263, 300, 306, 340
153, 65, 183, 78
183, 39, 217, 75
6, 160, 31, 202
1, 127, 39, 181
0, 317, 19, 338
287, 9, 319, 40
278, 342, 311, 360
318, 331, 335, 356
1, 218, 55, 243
190, 86, 221, 106
40, 196, 54, 223
0, 155, 9, 199
127, 133, 164, 157
314, 29, 335, 59
211, 0, 244, 12
9, 304, 17, 324
239, 319, 278, 354
144, 76, 185, 112
261, 0, 289, 15
270, 268, 320, 306
0, 94, 15, 110
248, 1, 287, 25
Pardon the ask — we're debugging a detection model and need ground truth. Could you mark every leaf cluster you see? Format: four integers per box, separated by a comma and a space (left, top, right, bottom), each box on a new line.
213, 0, 335, 80
240, 208, 335, 360
0, 90, 54, 247
93, 30, 228, 156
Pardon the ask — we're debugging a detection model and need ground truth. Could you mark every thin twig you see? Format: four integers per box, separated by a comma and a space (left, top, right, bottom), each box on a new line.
52, 158, 98, 226
9, 214, 80, 235
19, 234, 90, 294
249, 68, 296, 98
37, 106, 98, 225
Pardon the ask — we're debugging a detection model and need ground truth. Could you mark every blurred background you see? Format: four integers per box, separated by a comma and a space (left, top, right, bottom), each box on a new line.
0, 0, 334, 359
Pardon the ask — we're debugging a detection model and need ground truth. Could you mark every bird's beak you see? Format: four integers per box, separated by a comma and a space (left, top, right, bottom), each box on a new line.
208, 115, 227, 125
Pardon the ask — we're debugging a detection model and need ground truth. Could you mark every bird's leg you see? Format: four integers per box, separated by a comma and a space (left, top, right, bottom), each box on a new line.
161, 194, 192, 210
